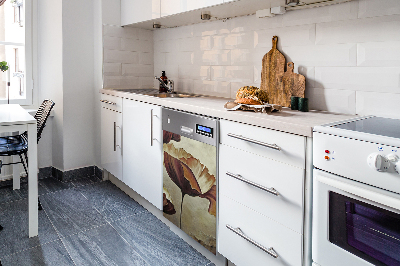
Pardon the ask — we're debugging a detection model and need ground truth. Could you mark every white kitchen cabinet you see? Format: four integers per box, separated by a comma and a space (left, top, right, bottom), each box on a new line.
121, 0, 161, 26
161, 0, 223, 17
218, 119, 306, 266
101, 94, 123, 181
123, 99, 163, 210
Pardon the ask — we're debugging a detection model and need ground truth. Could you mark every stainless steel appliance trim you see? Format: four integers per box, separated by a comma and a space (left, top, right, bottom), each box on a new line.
100, 99, 117, 105
162, 108, 218, 146
227, 133, 281, 151
226, 172, 279, 196
226, 224, 279, 258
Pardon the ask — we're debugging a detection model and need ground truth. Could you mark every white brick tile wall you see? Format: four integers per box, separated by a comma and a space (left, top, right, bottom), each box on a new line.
283, 44, 357, 67
356, 91, 400, 119
103, 25, 153, 89
306, 87, 356, 114
357, 42, 400, 67
122, 64, 153, 77
316, 15, 400, 45
103, 63, 122, 76
104, 2, 399, 117
315, 67, 400, 93
358, 0, 400, 19
103, 36, 121, 50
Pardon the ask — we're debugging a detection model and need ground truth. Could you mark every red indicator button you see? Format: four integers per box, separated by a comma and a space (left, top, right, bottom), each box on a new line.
325, 150, 330, 154
325, 156, 330, 160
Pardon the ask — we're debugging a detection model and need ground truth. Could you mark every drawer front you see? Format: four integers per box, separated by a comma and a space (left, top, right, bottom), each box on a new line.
219, 120, 305, 168
219, 145, 304, 233
100, 93, 122, 112
218, 195, 302, 266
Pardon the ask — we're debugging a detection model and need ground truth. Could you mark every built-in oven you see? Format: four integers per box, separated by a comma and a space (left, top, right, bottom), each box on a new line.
312, 116, 400, 266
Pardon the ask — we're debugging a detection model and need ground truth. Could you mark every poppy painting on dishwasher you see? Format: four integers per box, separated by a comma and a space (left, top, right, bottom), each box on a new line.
162, 130, 217, 255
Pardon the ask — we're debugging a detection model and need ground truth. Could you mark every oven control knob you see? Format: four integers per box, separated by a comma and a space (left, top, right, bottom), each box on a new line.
367, 153, 390, 172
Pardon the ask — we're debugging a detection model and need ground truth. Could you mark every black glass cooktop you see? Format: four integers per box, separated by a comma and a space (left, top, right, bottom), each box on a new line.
332, 116, 400, 139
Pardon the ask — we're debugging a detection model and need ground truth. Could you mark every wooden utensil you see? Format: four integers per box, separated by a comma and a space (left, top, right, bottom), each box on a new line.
260, 36, 286, 105
282, 62, 306, 102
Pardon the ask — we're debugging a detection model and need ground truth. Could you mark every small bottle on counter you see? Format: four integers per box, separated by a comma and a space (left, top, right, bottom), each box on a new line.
159, 71, 168, 93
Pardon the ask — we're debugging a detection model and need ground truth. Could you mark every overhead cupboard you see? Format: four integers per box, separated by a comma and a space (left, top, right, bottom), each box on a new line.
120, 0, 352, 28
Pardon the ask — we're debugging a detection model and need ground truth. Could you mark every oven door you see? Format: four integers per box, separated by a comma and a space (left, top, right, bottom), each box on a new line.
313, 169, 400, 266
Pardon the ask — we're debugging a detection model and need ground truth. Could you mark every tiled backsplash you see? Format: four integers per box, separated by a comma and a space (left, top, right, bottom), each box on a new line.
103, 25, 154, 89
104, 0, 400, 118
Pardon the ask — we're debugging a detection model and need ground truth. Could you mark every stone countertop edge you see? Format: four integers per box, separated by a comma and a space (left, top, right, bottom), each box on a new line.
100, 89, 358, 138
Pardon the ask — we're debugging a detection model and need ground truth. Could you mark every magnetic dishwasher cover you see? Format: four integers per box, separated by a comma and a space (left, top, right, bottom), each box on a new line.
162, 108, 218, 255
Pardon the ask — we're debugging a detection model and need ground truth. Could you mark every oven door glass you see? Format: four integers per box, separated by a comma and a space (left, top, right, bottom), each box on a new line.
329, 191, 400, 266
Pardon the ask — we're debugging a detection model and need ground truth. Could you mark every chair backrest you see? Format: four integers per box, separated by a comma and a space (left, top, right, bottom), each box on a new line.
35, 99, 55, 143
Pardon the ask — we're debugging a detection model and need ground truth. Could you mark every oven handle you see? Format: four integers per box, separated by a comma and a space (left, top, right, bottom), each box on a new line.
317, 174, 400, 211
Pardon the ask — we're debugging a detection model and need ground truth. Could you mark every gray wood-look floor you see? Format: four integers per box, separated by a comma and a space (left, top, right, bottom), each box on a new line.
0, 175, 214, 266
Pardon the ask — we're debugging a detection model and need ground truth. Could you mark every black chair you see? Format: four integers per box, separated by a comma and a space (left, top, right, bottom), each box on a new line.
0, 99, 55, 212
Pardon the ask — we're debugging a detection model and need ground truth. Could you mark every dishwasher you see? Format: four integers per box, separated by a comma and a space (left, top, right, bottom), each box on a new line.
162, 108, 219, 255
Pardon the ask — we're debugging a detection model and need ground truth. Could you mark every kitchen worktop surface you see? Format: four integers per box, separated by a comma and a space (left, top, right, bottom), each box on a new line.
100, 88, 358, 137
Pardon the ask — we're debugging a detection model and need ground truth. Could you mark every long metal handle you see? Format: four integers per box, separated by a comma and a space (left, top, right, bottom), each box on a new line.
226, 172, 279, 196
100, 99, 117, 105
114, 122, 117, 151
227, 133, 281, 151
226, 225, 278, 258
151, 109, 153, 146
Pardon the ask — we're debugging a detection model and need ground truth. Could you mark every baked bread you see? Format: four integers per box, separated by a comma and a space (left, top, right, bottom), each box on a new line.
235, 86, 268, 105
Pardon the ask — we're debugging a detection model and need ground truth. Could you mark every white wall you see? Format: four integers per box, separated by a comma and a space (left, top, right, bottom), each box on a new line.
62, 0, 96, 170
153, 0, 400, 119
38, 0, 64, 170
38, 0, 101, 172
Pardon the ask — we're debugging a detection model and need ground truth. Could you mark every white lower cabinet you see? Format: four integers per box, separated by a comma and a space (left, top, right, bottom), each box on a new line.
122, 99, 163, 210
101, 95, 123, 181
218, 119, 305, 266
219, 195, 303, 266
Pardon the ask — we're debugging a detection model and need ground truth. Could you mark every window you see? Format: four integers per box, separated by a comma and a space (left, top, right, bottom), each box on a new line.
0, 0, 33, 105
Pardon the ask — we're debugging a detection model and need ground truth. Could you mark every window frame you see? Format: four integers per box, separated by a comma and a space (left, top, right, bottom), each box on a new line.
0, 0, 35, 106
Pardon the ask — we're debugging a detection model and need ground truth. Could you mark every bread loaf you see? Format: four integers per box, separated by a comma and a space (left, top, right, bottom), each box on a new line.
234, 86, 268, 105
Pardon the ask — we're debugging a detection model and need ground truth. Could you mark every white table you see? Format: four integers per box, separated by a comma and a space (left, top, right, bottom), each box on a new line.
0, 104, 38, 237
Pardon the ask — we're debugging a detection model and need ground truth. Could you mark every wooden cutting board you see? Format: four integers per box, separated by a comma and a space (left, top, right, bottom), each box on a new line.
282, 62, 306, 102
260, 36, 286, 105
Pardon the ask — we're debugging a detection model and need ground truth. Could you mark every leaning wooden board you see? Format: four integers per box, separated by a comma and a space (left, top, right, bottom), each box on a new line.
260, 36, 286, 106
261, 37, 306, 107
282, 62, 306, 99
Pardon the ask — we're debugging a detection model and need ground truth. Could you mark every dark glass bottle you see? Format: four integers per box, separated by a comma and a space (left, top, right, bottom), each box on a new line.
159, 71, 168, 93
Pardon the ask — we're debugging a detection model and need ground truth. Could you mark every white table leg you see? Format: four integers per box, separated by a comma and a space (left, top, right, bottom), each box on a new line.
27, 123, 38, 238
12, 155, 20, 190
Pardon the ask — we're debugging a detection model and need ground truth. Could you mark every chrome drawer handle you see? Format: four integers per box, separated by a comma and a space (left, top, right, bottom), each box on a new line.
226, 172, 279, 196
227, 133, 281, 151
100, 99, 117, 105
226, 225, 278, 259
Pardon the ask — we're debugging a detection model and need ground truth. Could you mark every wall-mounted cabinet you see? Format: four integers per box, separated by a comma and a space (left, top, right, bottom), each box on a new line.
121, 0, 351, 29
121, 0, 161, 26
161, 0, 223, 17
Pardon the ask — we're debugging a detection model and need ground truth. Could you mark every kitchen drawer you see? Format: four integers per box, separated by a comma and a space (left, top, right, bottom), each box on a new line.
218, 195, 302, 266
100, 93, 122, 112
219, 144, 304, 233
219, 120, 306, 168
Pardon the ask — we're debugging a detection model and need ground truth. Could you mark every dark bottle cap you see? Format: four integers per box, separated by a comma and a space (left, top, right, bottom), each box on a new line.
162, 71, 166, 76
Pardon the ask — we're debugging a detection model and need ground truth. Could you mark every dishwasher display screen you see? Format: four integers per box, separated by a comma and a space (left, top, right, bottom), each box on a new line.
196, 124, 213, 137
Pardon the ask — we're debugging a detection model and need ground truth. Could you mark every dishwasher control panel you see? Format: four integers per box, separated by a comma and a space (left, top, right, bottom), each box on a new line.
196, 124, 213, 138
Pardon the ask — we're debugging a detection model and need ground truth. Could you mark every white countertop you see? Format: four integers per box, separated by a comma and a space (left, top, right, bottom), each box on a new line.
100, 89, 358, 137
